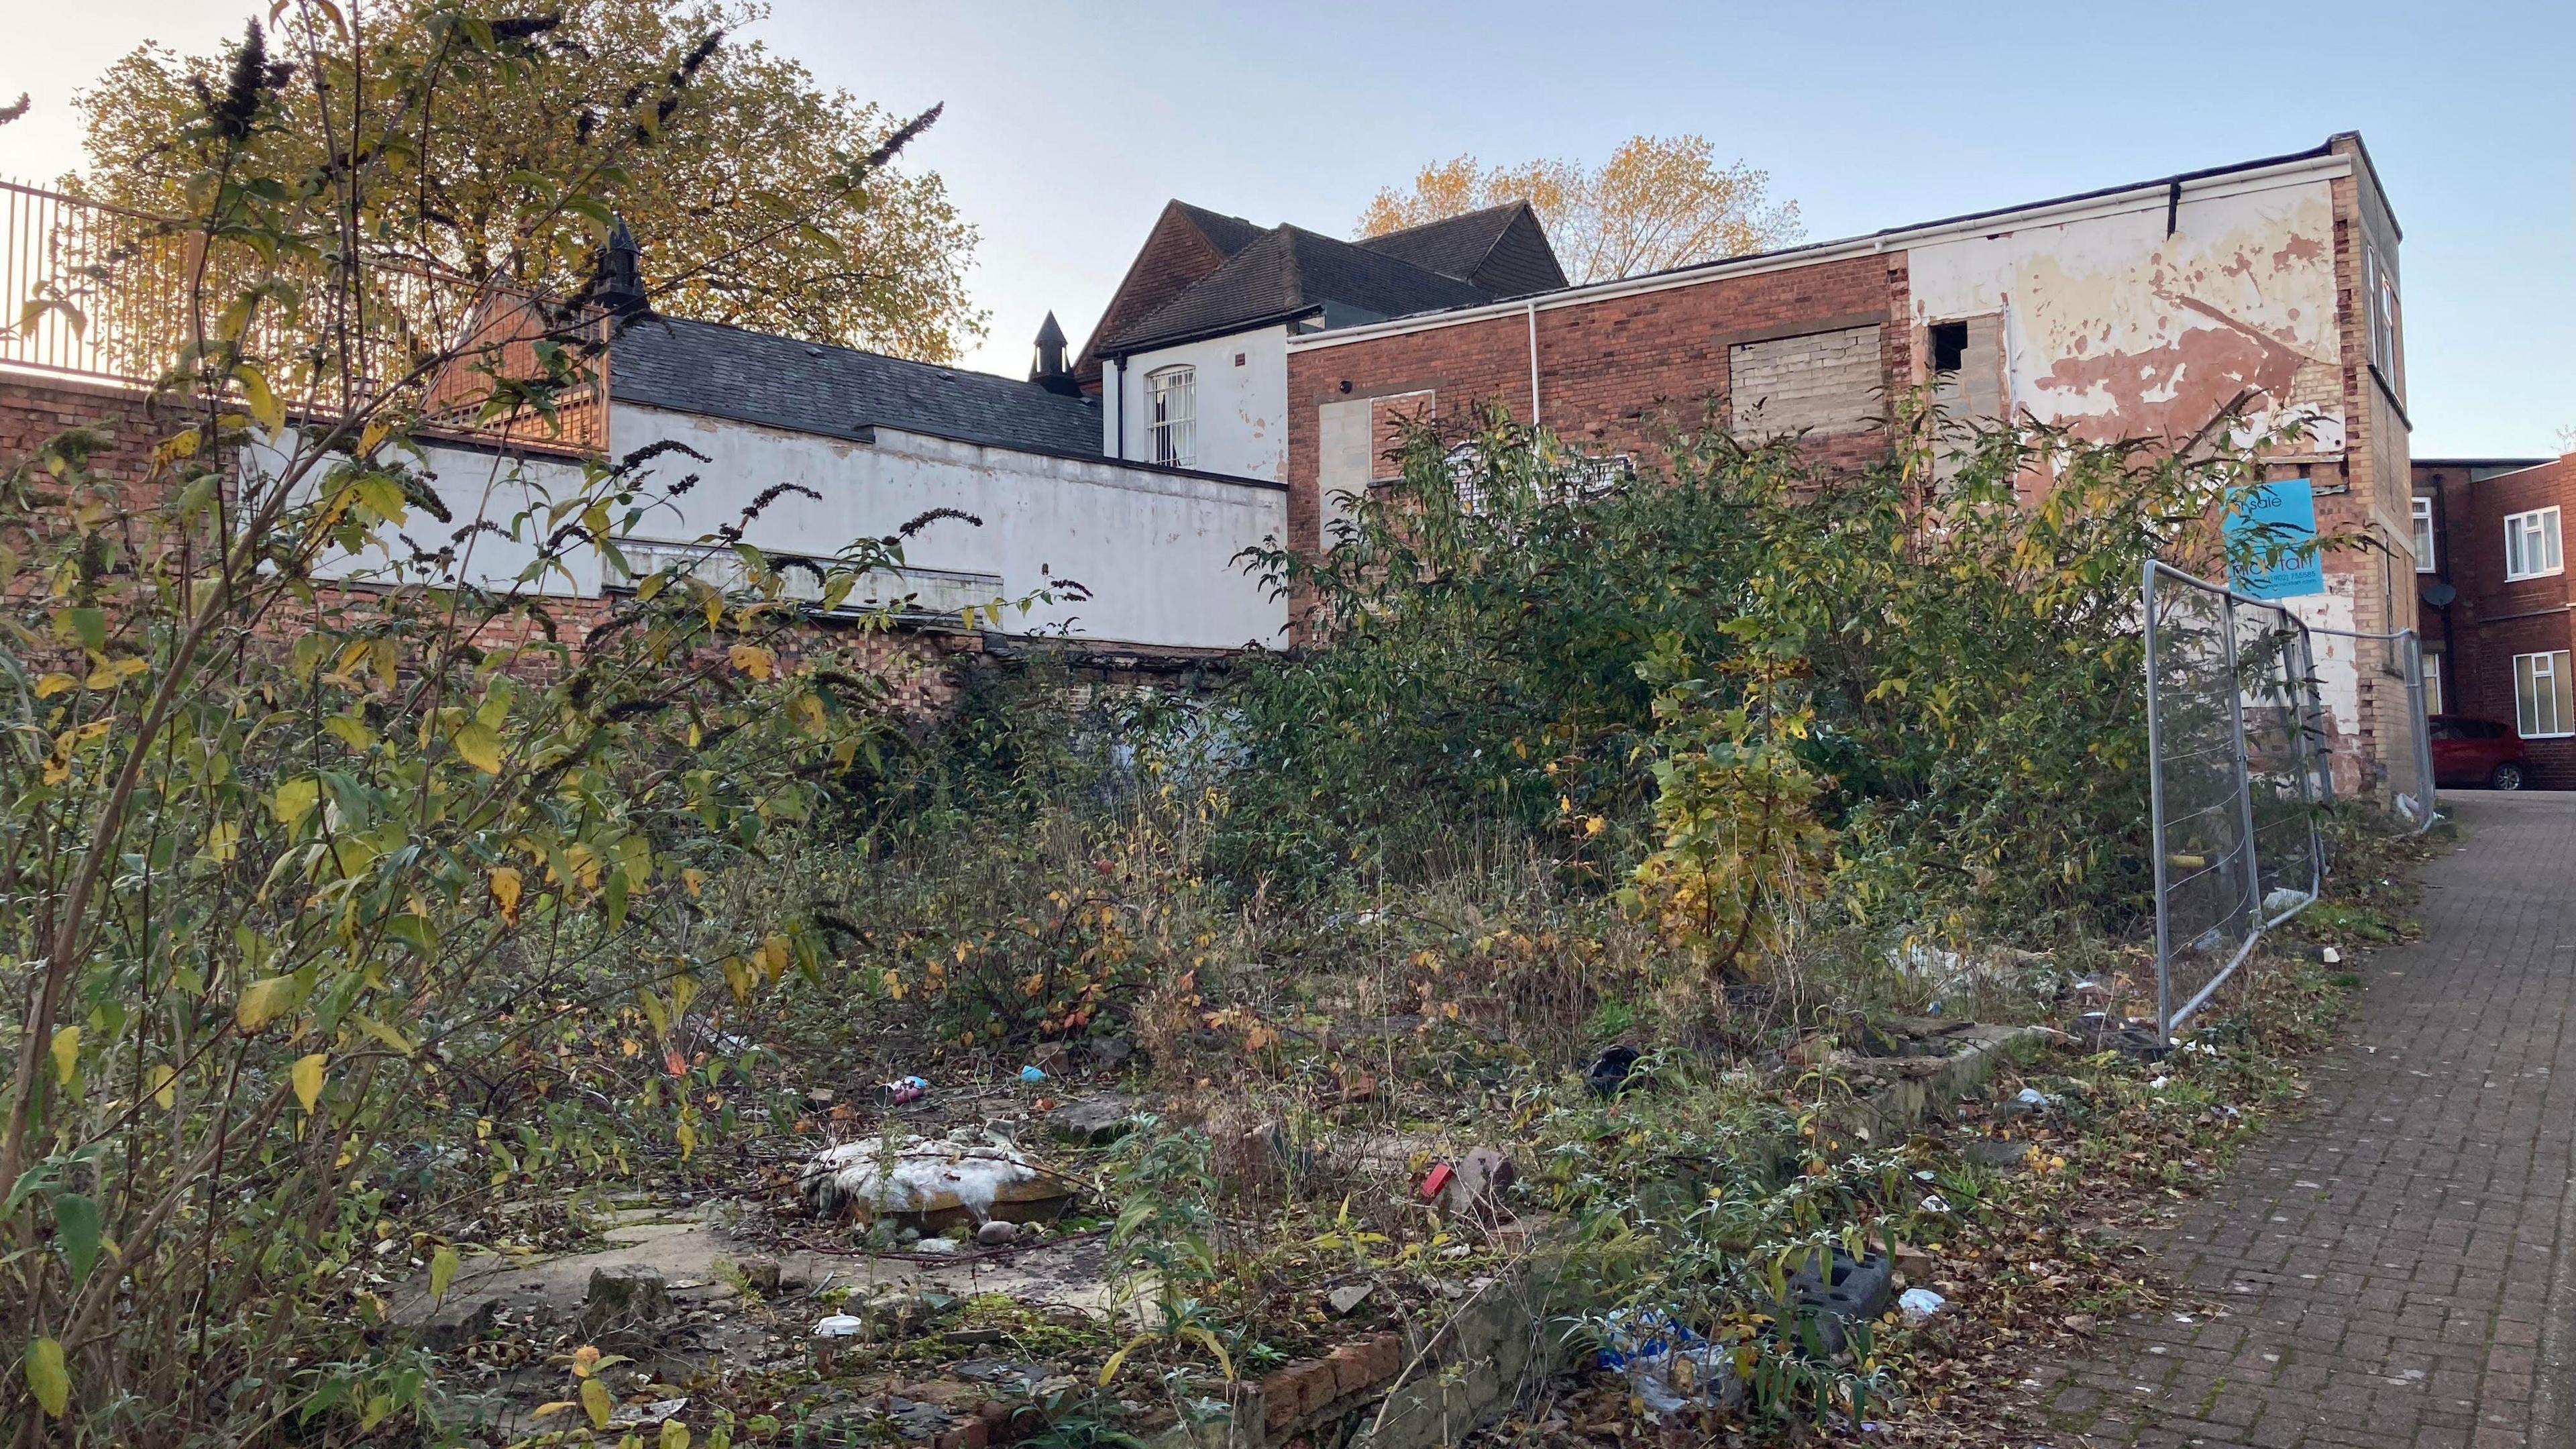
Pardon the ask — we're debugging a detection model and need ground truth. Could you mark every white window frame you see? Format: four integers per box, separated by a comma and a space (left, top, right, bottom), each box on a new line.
2411, 494, 2436, 574
2424, 653, 2443, 716
2365, 244, 2402, 384
2516, 649, 2575, 739
2505, 506, 2563, 582
1145, 365, 1196, 468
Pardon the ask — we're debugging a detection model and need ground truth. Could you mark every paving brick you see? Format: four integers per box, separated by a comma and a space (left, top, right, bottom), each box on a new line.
2014, 794, 2576, 1446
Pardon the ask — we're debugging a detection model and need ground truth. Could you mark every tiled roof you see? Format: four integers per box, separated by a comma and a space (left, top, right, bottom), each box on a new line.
1353, 201, 1566, 297
1102, 225, 1496, 354
608, 315, 1101, 457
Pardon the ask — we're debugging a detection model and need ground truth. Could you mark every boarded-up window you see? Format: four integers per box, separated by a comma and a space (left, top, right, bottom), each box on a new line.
1928, 315, 2004, 422
1729, 324, 1882, 436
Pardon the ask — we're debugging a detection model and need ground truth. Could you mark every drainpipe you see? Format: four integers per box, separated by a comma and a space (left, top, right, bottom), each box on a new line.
1112, 356, 1125, 459
1525, 300, 1541, 426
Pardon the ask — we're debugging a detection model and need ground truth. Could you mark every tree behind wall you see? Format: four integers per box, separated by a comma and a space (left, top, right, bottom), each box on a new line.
1356, 134, 1802, 284
73, 0, 987, 362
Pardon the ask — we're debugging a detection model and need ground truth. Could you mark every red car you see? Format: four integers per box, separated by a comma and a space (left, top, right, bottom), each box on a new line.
2428, 715, 2528, 790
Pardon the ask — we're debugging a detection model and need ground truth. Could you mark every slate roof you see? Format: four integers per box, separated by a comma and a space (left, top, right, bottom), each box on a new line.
608, 315, 1102, 458
1101, 224, 1507, 356
1171, 201, 1267, 258
1350, 202, 1566, 298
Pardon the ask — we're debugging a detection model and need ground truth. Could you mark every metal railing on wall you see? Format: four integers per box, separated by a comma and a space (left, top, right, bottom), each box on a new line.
1, 176, 604, 452
2143, 559, 2328, 1038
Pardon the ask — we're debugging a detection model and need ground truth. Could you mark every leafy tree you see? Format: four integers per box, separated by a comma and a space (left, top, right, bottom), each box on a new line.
0, 7, 1027, 1436
1356, 135, 1801, 284
72, 0, 985, 361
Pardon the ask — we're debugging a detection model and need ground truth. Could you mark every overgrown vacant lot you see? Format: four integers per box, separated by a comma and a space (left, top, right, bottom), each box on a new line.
0, 16, 2408, 1443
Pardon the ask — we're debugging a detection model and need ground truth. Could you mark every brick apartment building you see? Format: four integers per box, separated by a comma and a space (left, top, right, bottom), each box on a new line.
2415, 454, 2576, 786
1280, 132, 2416, 791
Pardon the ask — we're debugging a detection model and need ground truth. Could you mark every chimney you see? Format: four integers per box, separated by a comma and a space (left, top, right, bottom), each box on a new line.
593, 217, 648, 317
1030, 311, 1079, 395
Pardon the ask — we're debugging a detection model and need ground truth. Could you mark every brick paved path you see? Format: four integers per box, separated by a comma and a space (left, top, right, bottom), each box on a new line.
2022, 792, 2576, 1449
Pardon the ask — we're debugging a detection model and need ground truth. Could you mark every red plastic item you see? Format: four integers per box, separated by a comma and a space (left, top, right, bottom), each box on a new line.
1419, 1162, 1454, 1201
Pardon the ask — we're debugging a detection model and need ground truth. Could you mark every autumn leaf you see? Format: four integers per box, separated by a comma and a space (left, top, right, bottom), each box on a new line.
728, 643, 775, 680
291, 1053, 327, 1112
581, 1374, 612, 1428
149, 1064, 176, 1110
453, 721, 504, 773
488, 866, 523, 924
50, 1026, 78, 1086
429, 1244, 459, 1303
235, 974, 307, 1033
23, 1337, 68, 1417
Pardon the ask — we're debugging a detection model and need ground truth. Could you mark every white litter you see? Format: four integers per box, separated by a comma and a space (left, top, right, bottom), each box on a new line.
812, 1313, 865, 1338
1919, 1193, 1952, 1214
800, 1134, 1040, 1220
1898, 1288, 1947, 1325
2015, 1087, 2059, 1108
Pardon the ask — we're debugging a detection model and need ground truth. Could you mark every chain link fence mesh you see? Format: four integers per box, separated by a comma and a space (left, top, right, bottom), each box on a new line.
2144, 561, 2326, 1038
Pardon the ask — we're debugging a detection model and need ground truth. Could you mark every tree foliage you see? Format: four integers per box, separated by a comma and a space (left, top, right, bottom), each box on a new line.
74, 0, 985, 361
1223, 401, 2290, 953
1356, 135, 1801, 284
0, 7, 1006, 1436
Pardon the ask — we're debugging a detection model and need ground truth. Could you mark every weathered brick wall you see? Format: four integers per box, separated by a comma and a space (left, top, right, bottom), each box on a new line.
1282, 251, 1909, 580
0, 372, 176, 507
1076, 206, 1234, 384
0, 370, 979, 717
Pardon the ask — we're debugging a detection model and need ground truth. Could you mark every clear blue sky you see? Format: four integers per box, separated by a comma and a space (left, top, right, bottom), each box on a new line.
8, 1, 2570, 455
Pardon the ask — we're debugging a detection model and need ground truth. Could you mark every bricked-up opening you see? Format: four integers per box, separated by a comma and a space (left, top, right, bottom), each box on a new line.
1929, 321, 1968, 374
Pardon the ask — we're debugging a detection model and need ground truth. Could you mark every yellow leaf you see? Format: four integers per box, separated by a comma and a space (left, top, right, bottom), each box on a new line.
531, 1401, 581, 1419
32, 672, 76, 698
237, 364, 285, 434
488, 866, 523, 924
682, 869, 706, 898
675, 1117, 697, 1161
205, 821, 239, 863
661, 1420, 692, 1449
235, 974, 303, 1033
789, 691, 826, 736
24, 1336, 68, 1417
755, 935, 790, 983
149, 1065, 176, 1110
352, 1013, 416, 1057
292, 1052, 327, 1112
453, 722, 504, 773
85, 655, 148, 690
273, 777, 321, 828
50, 1026, 78, 1086
728, 643, 775, 680
581, 1375, 613, 1428
572, 1344, 602, 1379
429, 1244, 460, 1303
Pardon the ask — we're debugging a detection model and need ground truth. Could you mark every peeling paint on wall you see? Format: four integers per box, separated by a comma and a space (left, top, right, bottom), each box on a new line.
1909, 180, 2344, 453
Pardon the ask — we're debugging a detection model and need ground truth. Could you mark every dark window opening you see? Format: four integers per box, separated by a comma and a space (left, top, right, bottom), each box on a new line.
1929, 321, 1968, 373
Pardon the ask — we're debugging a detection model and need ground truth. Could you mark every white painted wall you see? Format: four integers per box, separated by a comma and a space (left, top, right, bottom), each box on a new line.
613, 405, 1287, 651
246, 431, 603, 596
1104, 325, 1289, 481
1904, 170, 2347, 456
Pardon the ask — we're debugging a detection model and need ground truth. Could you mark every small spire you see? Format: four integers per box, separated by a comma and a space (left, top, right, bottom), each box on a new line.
1030, 311, 1078, 394
594, 216, 647, 316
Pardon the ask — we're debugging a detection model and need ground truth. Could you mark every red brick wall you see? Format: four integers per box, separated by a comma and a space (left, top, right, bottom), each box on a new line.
2417, 455, 2576, 785
1283, 251, 1908, 570
0, 372, 178, 508
1076, 206, 1236, 384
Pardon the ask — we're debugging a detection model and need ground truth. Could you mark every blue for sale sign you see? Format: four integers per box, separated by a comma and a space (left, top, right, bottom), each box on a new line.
2228, 476, 2325, 600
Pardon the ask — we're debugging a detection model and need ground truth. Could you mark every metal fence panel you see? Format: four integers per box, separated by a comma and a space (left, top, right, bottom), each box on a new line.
2308, 625, 2438, 834
2145, 561, 2325, 1038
